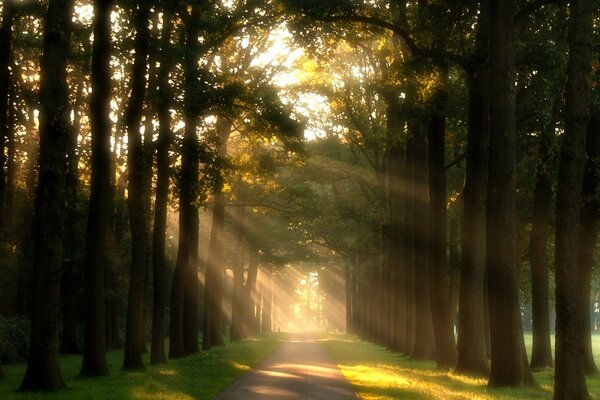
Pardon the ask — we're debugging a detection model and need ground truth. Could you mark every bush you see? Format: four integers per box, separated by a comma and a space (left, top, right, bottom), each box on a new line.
0, 316, 30, 364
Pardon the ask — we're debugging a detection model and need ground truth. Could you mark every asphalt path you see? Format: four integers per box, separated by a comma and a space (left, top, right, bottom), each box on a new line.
215, 332, 358, 399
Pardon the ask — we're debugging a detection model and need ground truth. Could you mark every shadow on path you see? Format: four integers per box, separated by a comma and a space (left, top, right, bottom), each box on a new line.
215, 332, 358, 399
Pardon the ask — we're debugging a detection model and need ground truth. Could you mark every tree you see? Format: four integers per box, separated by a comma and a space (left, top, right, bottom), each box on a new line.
427, 69, 457, 368
0, 0, 15, 228
150, 0, 173, 366
529, 111, 556, 371
486, 0, 534, 387
123, 0, 151, 370
19, 0, 75, 390
203, 118, 232, 349
554, 0, 593, 396
80, 0, 113, 377
455, 4, 490, 377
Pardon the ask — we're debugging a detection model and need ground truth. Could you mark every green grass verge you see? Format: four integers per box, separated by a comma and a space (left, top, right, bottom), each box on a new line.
0, 332, 284, 400
321, 334, 600, 400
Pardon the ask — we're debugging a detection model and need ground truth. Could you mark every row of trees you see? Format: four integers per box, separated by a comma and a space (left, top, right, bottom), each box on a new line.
0, 0, 309, 390
270, 0, 597, 399
0, 0, 599, 399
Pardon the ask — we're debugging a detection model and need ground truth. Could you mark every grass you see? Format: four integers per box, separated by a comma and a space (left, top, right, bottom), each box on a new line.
0, 332, 284, 400
321, 333, 600, 400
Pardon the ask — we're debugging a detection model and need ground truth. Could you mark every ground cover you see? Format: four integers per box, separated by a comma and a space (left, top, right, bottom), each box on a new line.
0, 332, 284, 400
321, 333, 600, 400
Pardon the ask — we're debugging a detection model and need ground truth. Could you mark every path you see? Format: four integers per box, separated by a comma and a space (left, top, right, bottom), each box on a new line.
215, 332, 358, 399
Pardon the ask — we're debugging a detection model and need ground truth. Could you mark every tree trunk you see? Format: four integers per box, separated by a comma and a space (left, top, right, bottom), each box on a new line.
4, 78, 16, 228
411, 115, 435, 360
554, 0, 593, 397
19, 0, 74, 390
81, 0, 113, 376
578, 110, 600, 375
244, 252, 259, 337
230, 207, 246, 342
428, 75, 457, 368
486, 0, 534, 387
123, 0, 150, 370
150, 4, 173, 365
260, 265, 273, 333
169, 211, 187, 358
203, 117, 232, 349
403, 130, 416, 355
61, 79, 84, 355
0, 0, 14, 229
529, 125, 555, 371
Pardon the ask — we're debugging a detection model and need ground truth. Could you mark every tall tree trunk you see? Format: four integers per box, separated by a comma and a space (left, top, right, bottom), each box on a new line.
486, 0, 534, 387
81, 0, 113, 376
171, 5, 200, 357
455, 31, 491, 377
387, 137, 405, 352
0, 0, 14, 229
61, 78, 84, 355
244, 252, 259, 337
529, 123, 555, 371
203, 117, 231, 349
19, 0, 74, 390
150, 3, 173, 365
554, 1, 593, 397
4, 78, 16, 228
123, 0, 150, 370
428, 75, 457, 368
411, 115, 435, 360
260, 265, 273, 333
404, 131, 416, 355
230, 207, 246, 342
579, 112, 600, 375
344, 264, 353, 334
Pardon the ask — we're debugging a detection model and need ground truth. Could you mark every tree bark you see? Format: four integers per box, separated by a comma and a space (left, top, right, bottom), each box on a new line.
81, 0, 113, 376
203, 117, 232, 349
230, 207, 247, 342
411, 115, 435, 360
150, 3, 173, 365
529, 124, 555, 371
428, 75, 457, 368
486, 0, 534, 387
123, 0, 150, 371
554, 1, 593, 397
0, 0, 14, 229
171, 5, 200, 357
61, 78, 84, 356
260, 265, 273, 333
579, 112, 600, 375
455, 11, 491, 374
19, 0, 74, 390
403, 130, 416, 355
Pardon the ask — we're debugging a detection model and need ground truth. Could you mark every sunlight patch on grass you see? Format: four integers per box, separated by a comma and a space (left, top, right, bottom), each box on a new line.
158, 369, 179, 376
230, 361, 251, 371
339, 364, 411, 387
338, 363, 490, 400
322, 334, 565, 400
130, 386, 195, 400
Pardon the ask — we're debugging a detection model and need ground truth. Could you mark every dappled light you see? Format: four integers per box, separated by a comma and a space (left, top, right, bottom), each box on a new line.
0, 0, 598, 399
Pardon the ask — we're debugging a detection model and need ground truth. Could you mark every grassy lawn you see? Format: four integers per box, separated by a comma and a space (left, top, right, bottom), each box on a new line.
0, 332, 284, 400
321, 333, 600, 400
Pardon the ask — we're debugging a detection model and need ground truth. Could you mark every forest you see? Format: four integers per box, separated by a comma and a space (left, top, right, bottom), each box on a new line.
0, 0, 599, 399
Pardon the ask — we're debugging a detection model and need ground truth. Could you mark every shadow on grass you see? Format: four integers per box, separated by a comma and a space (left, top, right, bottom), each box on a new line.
0, 332, 285, 400
321, 335, 559, 400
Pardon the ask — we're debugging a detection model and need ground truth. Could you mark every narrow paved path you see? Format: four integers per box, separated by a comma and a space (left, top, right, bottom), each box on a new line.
215, 332, 358, 399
